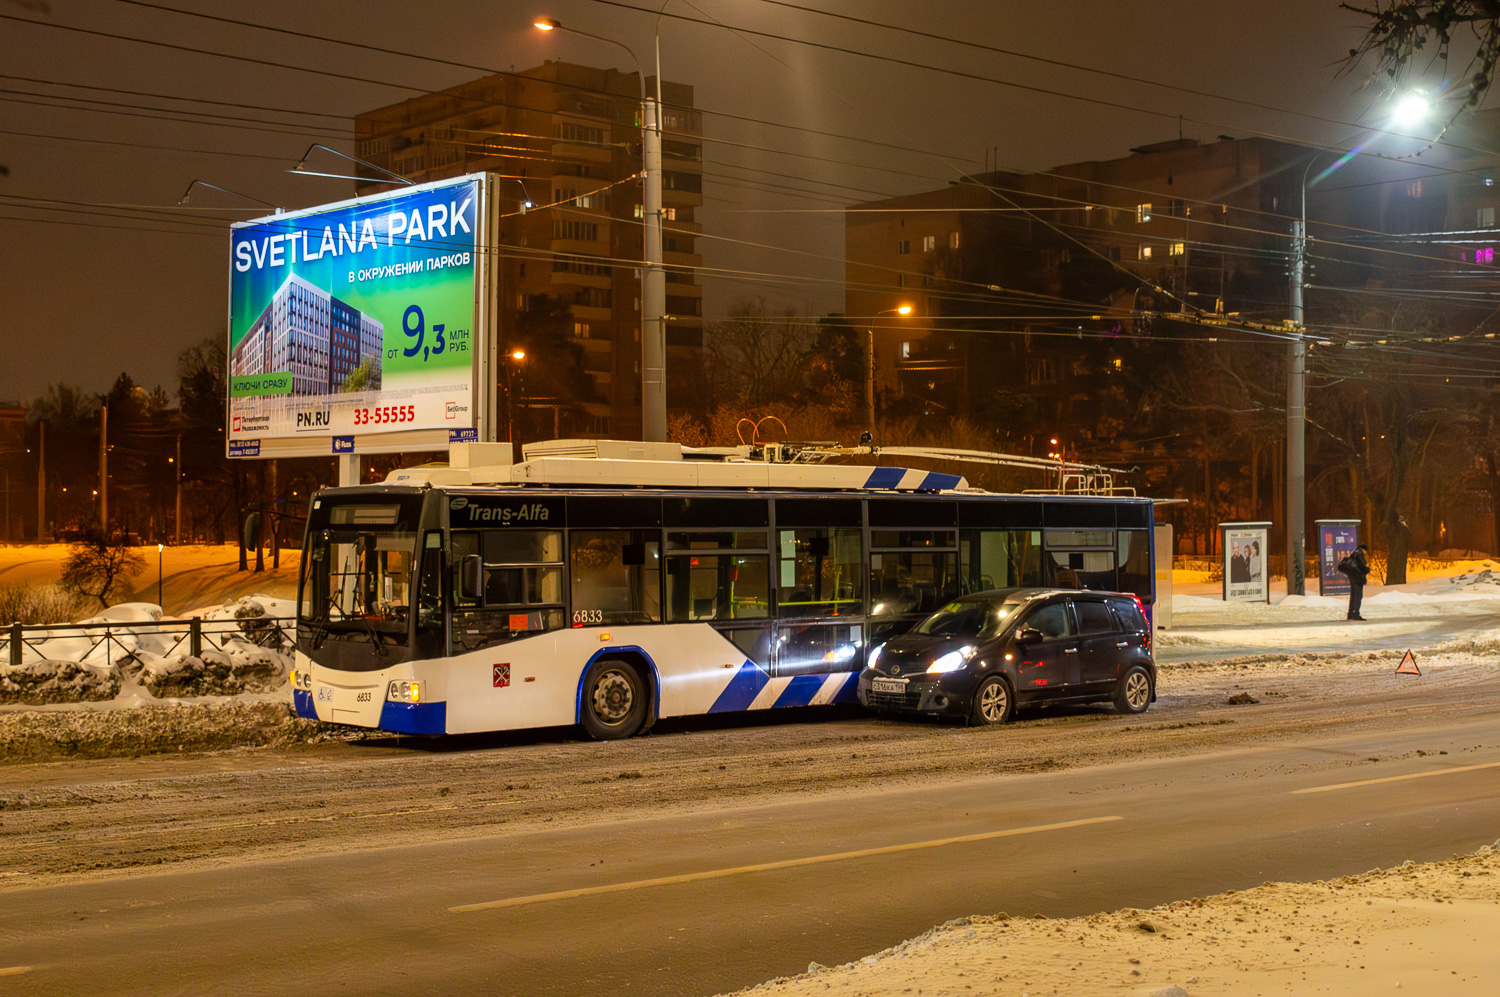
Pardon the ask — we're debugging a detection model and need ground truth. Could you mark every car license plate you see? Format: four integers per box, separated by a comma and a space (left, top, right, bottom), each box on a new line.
872, 678, 908, 695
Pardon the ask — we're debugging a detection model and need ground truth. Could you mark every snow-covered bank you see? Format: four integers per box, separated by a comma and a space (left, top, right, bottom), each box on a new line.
718, 844, 1500, 997
0, 595, 295, 706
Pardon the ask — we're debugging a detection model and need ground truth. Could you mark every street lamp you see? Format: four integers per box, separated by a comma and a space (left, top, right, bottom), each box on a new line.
534, 15, 667, 442
503, 349, 527, 443
1286, 94, 1429, 595
866, 305, 914, 430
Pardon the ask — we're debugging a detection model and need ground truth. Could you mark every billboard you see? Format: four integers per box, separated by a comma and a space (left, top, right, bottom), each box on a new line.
1316, 520, 1361, 596
227, 175, 490, 455
1220, 521, 1270, 603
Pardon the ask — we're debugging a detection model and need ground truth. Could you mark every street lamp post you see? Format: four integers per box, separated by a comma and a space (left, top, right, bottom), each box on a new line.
535, 16, 666, 442
157, 543, 164, 612
866, 305, 913, 430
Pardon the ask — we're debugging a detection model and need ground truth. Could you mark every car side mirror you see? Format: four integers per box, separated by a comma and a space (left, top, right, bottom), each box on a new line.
459, 554, 485, 601
1016, 626, 1044, 645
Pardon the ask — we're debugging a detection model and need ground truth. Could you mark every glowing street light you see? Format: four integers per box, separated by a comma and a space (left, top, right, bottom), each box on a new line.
1392, 91, 1430, 129
866, 304, 916, 430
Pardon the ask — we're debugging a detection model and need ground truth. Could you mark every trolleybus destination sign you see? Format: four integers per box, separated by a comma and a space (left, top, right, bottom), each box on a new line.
226, 175, 486, 454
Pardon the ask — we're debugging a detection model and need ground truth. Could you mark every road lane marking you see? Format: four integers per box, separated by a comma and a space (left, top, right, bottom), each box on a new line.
1292, 760, 1500, 794
449, 815, 1124, 913
0, 966, 32, 977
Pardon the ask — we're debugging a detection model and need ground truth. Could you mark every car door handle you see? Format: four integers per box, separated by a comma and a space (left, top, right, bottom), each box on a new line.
1115, 641, 1129, 647
1064, 647, 1079, 654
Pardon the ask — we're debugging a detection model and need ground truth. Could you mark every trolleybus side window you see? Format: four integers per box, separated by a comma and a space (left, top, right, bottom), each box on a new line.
869, 530, 960, 618
665, 530, 770, 621
775, 527, 862, 618
1116, 528, 1152, 603
570, 530, 662, 625
1044, 529, 1117, 590
959, 529, 1044, 593
451, 529, 565, 651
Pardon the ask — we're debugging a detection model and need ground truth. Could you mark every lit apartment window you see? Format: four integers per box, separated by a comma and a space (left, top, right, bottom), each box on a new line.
573, 322, 591, 339
922, 235, 936, 252
1136, 203, 1152, 223
1479, 207, 1495, 227
664, 207, 677, 221
1169, 242, 1186, 256
1407, 180, 1423, 198
634, 204, 644, 219
901, 341, 911, 359
949, 231, 960, 250
1138, 244, 1153, 260
898, 239, 910, 254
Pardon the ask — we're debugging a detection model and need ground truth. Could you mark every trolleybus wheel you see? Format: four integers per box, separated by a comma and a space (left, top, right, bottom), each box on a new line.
580, 658, 647, 740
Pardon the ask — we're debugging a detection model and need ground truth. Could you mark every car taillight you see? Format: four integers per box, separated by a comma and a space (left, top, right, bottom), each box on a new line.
1133, 594, 1151, 652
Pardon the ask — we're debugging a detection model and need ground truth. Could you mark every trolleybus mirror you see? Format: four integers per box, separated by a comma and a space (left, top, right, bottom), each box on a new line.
460, 554, 484, 601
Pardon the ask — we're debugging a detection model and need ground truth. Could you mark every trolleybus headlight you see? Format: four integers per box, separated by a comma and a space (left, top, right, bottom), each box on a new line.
387, 680, 422, 703
926, 646, 976, 674
291, 669, 312, 690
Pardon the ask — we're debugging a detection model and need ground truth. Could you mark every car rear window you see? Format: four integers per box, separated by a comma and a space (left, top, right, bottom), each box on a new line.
1074, 599, 1116, 634
1107, 597, 1147, 631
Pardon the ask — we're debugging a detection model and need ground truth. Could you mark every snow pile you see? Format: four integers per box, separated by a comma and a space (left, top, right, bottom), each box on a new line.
0, 595, 295, 706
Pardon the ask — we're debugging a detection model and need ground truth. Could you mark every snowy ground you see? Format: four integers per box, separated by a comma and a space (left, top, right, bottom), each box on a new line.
2, 549, 1499, 995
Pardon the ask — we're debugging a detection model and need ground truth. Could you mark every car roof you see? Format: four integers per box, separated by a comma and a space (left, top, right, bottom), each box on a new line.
960, 587, 1125, 604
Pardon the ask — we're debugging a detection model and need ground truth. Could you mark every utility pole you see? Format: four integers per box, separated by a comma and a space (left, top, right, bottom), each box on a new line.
99, 404, 108, 535
1286, 220, 1307, 596
864, 328, 876, 430
36, 419, 44, 542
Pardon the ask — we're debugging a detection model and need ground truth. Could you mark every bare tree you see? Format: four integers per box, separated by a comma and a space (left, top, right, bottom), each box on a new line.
705, 299, 814, 408
1343, 2, 1500, 106
60, 528, 145, 609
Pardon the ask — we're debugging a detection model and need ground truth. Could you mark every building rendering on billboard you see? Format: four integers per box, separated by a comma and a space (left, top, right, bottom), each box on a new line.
227, 174, 493, 455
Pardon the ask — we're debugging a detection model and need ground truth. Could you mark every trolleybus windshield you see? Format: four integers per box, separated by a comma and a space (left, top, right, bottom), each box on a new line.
300, 500, 418, 646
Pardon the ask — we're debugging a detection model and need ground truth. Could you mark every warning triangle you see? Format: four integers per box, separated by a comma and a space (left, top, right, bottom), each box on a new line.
1396, 650, 1421, 676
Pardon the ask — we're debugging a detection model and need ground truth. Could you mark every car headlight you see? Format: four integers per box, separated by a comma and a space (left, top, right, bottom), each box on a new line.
926, 646, 976, 674
866, 644, 883, 669
386, 680, 422, 703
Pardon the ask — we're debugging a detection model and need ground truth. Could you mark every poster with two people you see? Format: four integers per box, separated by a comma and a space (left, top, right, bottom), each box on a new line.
1221, 521, 1271, 603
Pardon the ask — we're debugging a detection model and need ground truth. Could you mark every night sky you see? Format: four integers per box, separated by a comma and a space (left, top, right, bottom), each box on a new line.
0, 1, 1383, 404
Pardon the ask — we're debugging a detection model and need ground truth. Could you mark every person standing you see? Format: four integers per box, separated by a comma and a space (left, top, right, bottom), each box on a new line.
1340, 544, 1371, 620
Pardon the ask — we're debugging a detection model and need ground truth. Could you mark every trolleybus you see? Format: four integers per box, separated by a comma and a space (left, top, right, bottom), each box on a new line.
291, 438, 1154, 738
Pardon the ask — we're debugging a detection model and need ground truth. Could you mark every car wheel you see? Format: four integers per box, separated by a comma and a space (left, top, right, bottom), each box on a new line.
1114, 665, 1152, 715
969, 675, 1013, 726
580, 658, 647, 740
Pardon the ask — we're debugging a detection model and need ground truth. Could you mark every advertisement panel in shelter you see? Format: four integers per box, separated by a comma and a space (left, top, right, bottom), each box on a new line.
227, 176, 481, 447
1223, 527, 1268, 603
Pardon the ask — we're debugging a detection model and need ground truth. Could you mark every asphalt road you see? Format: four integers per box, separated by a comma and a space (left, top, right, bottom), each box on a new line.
2, 708, 1498, 996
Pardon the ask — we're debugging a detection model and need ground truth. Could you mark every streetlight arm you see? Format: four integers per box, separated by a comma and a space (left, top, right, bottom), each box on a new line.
536, 19, 646, 101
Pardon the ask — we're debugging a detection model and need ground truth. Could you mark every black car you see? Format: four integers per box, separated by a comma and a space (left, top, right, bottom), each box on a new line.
857, 588, 1156, 725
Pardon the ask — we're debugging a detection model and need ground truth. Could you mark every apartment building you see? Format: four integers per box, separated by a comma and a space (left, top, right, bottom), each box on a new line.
353, 60, 705, 441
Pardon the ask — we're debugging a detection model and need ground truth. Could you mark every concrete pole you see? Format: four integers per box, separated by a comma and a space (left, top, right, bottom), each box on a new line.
641, 96, 667, 442
1286, 220, 1307, 596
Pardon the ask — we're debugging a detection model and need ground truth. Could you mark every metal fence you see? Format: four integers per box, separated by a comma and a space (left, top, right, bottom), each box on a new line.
5, 616, 298, 667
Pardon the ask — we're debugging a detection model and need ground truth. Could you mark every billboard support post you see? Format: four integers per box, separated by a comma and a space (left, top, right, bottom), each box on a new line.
336, 454, 360, 487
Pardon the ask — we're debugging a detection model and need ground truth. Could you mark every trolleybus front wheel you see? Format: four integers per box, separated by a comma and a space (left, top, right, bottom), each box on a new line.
580, 658, 648, 740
